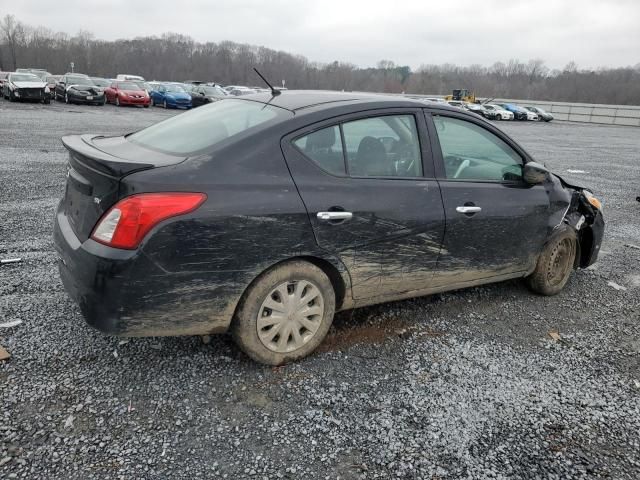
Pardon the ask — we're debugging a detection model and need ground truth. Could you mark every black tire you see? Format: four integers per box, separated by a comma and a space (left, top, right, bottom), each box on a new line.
526, 225, 577, 296
231, 260, 336, 365
9, 91, 16, 102
44, 99, 50, 105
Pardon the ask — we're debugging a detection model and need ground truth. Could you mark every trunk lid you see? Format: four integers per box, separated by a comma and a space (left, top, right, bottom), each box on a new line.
61, 134, 185, 242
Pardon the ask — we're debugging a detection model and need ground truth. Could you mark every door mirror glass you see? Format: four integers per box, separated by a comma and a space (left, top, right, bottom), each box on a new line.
523, 162, 549, 184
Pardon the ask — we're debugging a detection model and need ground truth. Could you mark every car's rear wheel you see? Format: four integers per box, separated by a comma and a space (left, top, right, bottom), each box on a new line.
526, 225, 577, 295
231, 260, 336, 365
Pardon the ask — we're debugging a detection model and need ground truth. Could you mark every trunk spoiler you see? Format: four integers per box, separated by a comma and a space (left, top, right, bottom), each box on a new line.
61, 134, 185, 178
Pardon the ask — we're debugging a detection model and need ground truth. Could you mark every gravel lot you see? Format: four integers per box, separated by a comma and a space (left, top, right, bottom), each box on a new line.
1, 99, 639, 479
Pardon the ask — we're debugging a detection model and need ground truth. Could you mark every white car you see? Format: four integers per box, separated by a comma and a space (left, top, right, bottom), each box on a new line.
484, 104, 514, 120
2, 72, 51, 103
525, 110, 539, 121
116, 74, 145, 82
447, 100, 467, 109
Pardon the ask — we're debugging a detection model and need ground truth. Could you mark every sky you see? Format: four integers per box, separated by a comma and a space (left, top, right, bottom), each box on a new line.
6, 0, 640, 70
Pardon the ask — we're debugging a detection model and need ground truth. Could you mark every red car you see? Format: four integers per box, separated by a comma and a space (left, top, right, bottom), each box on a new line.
104, 81, 150, 107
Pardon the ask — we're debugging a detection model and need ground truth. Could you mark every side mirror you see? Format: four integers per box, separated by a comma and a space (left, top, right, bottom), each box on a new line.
523, 161, 549, 184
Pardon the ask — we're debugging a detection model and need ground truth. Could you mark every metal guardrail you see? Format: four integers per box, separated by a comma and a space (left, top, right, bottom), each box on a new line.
493, 98, 640, 127
402, 94, 640, 127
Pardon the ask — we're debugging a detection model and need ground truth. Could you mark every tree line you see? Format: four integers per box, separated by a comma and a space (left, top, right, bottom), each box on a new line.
2, 14, 640, 105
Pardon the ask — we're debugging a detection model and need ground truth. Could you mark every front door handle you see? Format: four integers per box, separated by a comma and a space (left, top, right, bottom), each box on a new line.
456, 206, 482, 214
317, 211, 353, 221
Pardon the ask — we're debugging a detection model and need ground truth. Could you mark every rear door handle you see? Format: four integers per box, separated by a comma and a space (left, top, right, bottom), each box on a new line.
456, 206, 482, 214
317, 211, 353, 221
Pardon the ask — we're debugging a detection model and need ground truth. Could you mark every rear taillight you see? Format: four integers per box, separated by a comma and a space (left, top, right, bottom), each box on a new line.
91, 192, 207, 249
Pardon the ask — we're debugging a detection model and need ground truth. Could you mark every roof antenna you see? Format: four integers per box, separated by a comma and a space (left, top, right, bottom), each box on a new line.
254, 68, 281, 96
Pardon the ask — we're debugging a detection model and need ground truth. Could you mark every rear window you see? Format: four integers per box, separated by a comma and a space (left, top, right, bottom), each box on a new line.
128, 99, 290, 155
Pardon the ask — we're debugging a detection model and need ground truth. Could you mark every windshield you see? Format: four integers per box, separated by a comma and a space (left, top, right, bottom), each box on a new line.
129, 99, 291, 155
118, 82, 141, 90
91, 78, 111, 87
11, 74, 40, 82
202, 86, 226, 95
68, 77, 95, 86
165, 85, 186, 93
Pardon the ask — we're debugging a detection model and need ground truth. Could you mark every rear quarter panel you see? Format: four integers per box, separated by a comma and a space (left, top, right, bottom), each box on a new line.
116, 130, 351, 334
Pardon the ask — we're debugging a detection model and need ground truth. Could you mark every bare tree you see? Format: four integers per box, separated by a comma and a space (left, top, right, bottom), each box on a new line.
1, 15, 639, 105
0, 14, 25, 70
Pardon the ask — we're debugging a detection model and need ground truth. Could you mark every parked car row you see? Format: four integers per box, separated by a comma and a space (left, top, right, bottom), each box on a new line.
0, 69, 250, 109
429, 98, 554, 122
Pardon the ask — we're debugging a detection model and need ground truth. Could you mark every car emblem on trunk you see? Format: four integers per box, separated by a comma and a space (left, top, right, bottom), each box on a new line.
93, 197, 101, 204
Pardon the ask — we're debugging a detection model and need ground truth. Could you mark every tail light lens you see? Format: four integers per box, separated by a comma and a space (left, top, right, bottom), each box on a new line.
91, 192, 207, 249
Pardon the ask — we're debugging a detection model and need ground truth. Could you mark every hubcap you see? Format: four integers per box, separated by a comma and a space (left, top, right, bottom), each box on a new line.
257, 280, 324, 353
547, 238, 573, 287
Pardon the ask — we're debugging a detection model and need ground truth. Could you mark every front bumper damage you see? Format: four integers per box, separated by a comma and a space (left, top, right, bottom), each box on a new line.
562, 188, 605, 268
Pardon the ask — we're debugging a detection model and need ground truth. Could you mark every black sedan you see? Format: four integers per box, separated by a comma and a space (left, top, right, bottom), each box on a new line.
190, 84, 228, 107
55, 75, 105, 105
53, 92, 604, 365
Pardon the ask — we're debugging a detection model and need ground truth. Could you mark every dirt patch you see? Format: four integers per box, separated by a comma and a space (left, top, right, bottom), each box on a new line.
317, 313, 410, 353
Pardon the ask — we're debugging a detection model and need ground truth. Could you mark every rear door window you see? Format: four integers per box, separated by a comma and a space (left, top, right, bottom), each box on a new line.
293, 126, 345, 176
342, 115, 422, 177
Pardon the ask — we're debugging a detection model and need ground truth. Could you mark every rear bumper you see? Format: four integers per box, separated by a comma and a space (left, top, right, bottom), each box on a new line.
53, 205, 235, 337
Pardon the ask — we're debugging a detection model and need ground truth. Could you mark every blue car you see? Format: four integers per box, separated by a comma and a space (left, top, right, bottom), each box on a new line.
150, 84, 192, 109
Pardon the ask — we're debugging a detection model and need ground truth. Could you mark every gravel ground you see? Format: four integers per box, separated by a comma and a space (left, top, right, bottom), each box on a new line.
1, 100, 639, 479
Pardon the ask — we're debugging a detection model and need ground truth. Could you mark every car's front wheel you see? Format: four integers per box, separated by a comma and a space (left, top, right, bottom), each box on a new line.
231, 260, 336, 365
526, 225, 577, 295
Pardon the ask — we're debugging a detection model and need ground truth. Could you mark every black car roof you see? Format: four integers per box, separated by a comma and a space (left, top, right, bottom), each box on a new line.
240, 90, 461, 114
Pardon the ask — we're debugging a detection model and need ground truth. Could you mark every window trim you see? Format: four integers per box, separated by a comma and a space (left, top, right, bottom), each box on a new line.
424, 109, 532, 185
288, 108, 434, 180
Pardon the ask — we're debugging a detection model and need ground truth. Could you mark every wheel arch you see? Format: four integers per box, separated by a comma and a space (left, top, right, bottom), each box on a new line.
230, 254, 351, 327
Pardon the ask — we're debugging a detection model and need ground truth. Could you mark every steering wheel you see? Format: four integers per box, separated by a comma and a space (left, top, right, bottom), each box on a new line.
393, 143, 416, 176
453, 159, 470, 179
